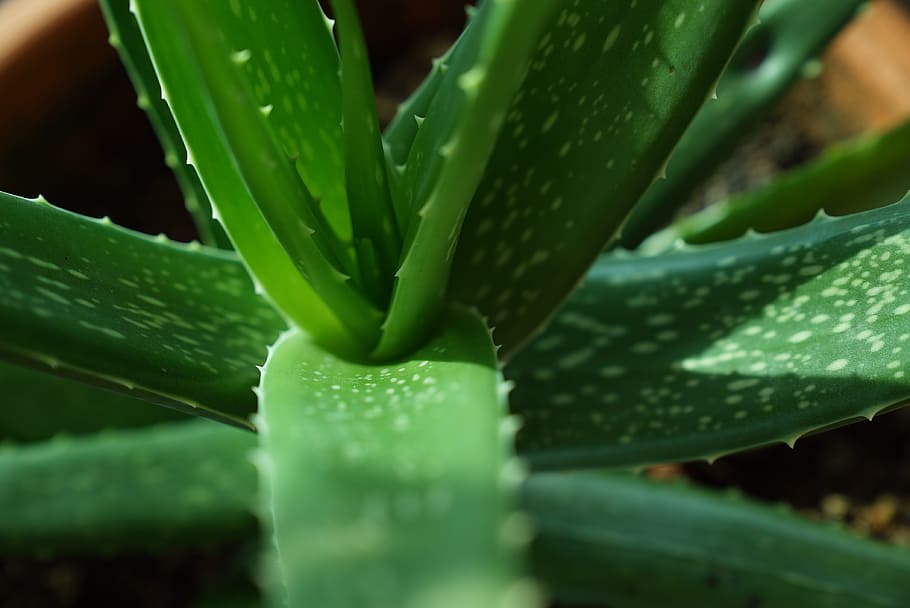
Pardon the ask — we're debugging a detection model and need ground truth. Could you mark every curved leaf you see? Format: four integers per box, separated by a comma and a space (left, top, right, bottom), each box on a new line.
620, 0, 866, 247
510, 196, 910, 468
0, 193, 284, 426
0, 421, 256, 554
526, 472, 910, 607
648, 117, 910, 248
129, 0, 356, 349
6, 423, 909, 608
373, 0, 560, 359
99, 0, 230, 249
449, 1, 760, 356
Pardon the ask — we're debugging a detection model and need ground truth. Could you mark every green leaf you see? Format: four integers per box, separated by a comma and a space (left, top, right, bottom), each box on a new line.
621, 0, 866, 247
647, 116, 910, 248
99, 0, 231, 250
0, 363, 183, 442
143, 0, 384, 349
509, 196, 910, 468
373, 0, 560, 359
0, 193, 285, 427
525, 472, 910, 607
7, 422, 909, 608
257, 309, 535, 607
128, 0, 358, 351
330, 0, 402, 306
448, 1, 761, 356
0, 420, 257, 554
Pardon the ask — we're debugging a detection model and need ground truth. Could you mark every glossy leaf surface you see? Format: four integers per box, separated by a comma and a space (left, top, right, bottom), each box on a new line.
128, 0, 355, 348
650, 117, 910, 247
0, 421, 256, 553
6, 424, 908, 608
510, 197, 910, 468
0, 193, 284, 426
526, 472, 910, 607
374, 0, 559, 358
258, 310, 532, 607
99, 0, 231, 249
621, 0, 865, 246
449, 1, 760, 355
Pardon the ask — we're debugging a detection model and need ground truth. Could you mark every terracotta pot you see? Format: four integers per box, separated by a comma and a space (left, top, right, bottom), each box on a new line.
798, 0, 910, 141
0, 0, 113, 145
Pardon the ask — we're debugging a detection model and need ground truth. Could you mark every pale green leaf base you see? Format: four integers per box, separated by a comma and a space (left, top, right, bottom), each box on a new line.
257, 309, 533, 607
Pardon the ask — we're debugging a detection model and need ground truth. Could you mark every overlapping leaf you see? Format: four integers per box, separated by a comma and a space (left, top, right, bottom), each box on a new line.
510, 196, 910, 468
5, 422, 909, 608
526, 472, 910, 607
647, 117, 910, 248
0, 421, 256, 553
0, 363, 182, 442
124, 0, 357, 349
0, 193, 284, 426
621, 0, 866, 246
448, 1, 761, 355
374, 0, 560, 358
99, 0, 230, 249
257, 310, 532, 607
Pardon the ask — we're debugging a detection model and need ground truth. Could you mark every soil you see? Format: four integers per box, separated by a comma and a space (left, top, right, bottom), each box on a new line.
2, 1, 910, 606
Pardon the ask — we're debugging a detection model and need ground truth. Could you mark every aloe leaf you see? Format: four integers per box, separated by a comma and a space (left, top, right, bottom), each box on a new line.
526, 472, 910, 607
646, 117, 910, 249
126, 0, 355, 350
99, 0, 230, 250
147, 1, 386, 349
258, 309, 534, 607
329, 0, 401, 306
448, 2, 761, 357
0, 193, 285, 426
382, 31, 466, 233
373, 0, 560, 359
621, 0, 866, 247
509, 196, 910, 469
0, 421, 257, 554
7, 423, 909, 608
383, 40, 457, 169
0, 363, 183, 442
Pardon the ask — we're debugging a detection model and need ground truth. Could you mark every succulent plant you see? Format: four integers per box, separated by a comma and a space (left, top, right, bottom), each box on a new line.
2, 0, 910, 606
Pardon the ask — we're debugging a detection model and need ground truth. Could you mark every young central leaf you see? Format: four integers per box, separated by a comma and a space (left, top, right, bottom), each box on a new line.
133, 0, 385, 352
330, 0, 402, 307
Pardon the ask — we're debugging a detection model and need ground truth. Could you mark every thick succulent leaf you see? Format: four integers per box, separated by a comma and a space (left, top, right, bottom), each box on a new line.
330, 0, 401, 305
509, 196, 910, 469
373, 0, 560, 359
143, 1, 384, 349
647, 117, 910, 248
526, 472, 910, 607
0, 421, 257, 554
7, 423, 909, 608
127, 0, 355, 350
99, 0, 230, 249
449, 1, 761, 356
621, 0, 866, 248
0, 193, 285, 427
258, 310, 534, 607
0, 363, 183, 443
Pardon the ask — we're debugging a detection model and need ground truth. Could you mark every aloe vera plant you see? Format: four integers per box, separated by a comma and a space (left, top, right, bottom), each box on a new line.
2, 0, 910, 606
